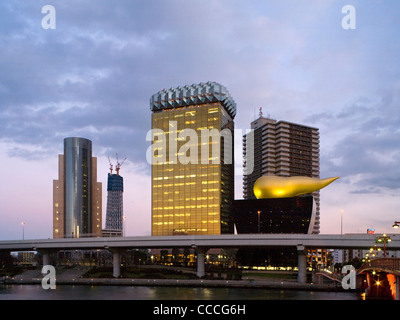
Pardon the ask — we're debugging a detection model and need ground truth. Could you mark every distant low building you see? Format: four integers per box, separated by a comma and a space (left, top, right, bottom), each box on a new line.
17, 251, 37, 266
102, 229, 123, 237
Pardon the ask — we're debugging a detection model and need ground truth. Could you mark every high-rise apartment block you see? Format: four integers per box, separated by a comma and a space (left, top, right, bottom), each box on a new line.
243, 111, 320, 233
53, 137, 102, 238
149, 81, 236, 236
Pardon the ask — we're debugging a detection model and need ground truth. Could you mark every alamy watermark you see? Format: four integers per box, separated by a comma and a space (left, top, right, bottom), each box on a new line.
41, 5, 56, 30
41, 265, 56, 290
342, 5, 356, 30
39, 264, 356, 290
146, 122, 255, 176
341, 265, 356, 290
40, 4, 356, 31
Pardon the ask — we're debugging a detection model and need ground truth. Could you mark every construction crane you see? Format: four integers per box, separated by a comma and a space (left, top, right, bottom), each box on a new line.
115, 153, 126, 176
108, 156, 113, 174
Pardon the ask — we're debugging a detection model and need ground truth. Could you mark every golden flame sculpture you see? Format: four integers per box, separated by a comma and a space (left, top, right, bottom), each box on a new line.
253, 176, 339, 199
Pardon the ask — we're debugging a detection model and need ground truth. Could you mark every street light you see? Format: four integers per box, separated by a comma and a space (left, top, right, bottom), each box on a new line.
392, 221, 400, 229
376, 234, 392, 258
340, 209, 343, 235
21, 222, 25, 240
123, 215, 126, 237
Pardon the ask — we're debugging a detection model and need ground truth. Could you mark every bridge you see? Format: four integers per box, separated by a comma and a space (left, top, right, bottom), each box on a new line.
358, 258, 400, 300
315, 270, 343, 285
1, 233, 400, 284
313, 258, 400, 299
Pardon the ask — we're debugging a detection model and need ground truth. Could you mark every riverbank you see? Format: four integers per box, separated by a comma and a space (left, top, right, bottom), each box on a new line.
2, 267, 349, 292
4, 277, 346, 291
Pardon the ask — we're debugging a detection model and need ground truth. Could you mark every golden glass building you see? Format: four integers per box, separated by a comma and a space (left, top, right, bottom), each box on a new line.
149, 82, 236, 236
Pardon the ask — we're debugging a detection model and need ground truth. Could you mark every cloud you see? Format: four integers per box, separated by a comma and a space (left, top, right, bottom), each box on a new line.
307, 87, 400, 192
349, 187, 382, 195
0, 2, 158, 163
2, 1, 400, 169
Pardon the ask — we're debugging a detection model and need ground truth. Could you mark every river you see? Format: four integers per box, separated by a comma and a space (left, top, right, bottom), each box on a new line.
0, 284, 363, 300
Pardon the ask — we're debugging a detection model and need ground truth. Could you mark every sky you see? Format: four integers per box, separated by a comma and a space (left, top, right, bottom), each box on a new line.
0, 0, 399, 240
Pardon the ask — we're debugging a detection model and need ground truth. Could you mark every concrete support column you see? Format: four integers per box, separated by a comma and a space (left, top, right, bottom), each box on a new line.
297, 245, 307, 283
42, 253, 49, 266
196, 247, 206, 278
113, 252, 121, 278
38, 250, 53, 266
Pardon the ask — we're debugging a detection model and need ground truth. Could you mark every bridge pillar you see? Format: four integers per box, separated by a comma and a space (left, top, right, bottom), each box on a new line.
42, 253, 49, 266
38, 250, 53, 266
297, 245, 307, 283
196, 247, 206, 278
113, 252, 121, 278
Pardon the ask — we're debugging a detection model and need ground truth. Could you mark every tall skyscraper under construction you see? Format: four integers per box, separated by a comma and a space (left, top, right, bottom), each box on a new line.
53, 137, 102, 238
104, 156, 125, 235
149, 81, 236, 236
242, 109, 320, 233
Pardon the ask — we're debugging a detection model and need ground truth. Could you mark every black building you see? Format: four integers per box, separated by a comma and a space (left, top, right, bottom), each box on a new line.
233, 195, 315, 234
233, 196, 316, 266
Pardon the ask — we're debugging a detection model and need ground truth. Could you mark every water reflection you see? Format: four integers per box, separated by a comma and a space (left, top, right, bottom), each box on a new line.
0, 285, 362, 300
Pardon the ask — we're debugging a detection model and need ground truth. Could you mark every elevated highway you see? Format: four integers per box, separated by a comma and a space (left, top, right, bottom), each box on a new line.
1, 233, 400, 283
2, 233, 400, 251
